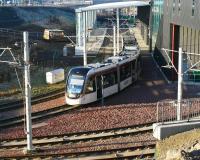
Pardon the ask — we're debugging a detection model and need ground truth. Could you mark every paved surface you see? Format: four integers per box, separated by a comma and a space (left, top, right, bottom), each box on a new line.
97, 27, 200, 106
102, 52, 200, 106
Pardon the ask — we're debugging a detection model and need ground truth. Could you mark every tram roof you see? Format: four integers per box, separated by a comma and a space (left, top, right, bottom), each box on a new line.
76, 1, 150, 12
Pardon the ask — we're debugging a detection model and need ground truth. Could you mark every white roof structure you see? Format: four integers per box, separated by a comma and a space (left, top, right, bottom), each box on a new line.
75, 1, 150, 64
76, 1, 150, 12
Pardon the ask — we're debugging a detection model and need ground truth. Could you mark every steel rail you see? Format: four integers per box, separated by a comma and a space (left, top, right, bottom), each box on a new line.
0, 144, 156, 159
0, 104, 80, 128
0, 88, 64, 112
0, 125, 153, 149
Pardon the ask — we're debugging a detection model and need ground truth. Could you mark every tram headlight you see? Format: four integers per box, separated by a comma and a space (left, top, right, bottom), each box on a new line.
68, 93, 80, 99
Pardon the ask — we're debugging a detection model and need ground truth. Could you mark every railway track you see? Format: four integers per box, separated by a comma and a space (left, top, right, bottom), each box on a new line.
0, 125, 156, 159
0, 89, 64, 112
1, 144, 156, 159
0, 104, 79, 128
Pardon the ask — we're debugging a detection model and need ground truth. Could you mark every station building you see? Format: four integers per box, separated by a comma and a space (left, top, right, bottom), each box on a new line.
138, 0, 200, 83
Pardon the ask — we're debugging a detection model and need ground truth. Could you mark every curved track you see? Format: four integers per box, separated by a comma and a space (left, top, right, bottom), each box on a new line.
0, 89, 64, 112
1, 145, 156, 159
0, 124, 156, 159
0, 104, 79, 128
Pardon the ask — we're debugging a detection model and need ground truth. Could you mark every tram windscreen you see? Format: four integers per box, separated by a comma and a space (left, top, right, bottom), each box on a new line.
67, 75, 84, 94
66, 68, 90, 98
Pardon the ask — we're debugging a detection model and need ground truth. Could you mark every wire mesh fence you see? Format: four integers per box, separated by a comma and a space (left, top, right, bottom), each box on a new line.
157, 99, 200, 123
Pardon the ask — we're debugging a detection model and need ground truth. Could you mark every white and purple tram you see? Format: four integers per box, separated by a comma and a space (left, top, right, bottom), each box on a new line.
65, 48, 141, 105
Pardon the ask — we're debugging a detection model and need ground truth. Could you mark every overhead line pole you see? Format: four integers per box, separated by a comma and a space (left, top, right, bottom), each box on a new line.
83, 11, 87, 66
113, 25, 116, 56
116, 8, 120, 54
24, 31, 33, 151
177, 47, 183, 121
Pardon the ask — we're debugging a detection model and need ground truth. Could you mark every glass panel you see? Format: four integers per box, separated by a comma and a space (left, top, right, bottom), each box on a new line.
151, 0, 164, 49
183, 26, 187, 52
192, 0, 195, 16
103, 71, 117, 88
120, 63, 131, 81
67, 68, 90, 95
85, 77, 96, 94
68, 75, 85, 94
179, 26, 184, 48
191, 29, 196, 64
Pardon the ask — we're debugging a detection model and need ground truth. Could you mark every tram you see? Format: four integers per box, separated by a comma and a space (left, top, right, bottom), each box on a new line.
65, 46, 141, 105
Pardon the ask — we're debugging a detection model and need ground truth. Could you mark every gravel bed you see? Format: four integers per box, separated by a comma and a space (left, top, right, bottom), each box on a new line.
1, 53, 199, 158
0, 103, 156, 140
0, 97, 65, 120
0, 132, 156, 158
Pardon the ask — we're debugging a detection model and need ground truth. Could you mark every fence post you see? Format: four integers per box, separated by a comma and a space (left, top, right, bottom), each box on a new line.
156, 102, 159, 122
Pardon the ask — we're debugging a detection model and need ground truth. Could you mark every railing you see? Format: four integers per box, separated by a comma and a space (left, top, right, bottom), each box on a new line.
157, 99, 200, 123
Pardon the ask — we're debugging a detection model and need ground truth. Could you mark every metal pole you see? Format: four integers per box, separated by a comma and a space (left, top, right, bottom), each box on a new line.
134, 7, 136, 24
121, 35, 124, 50
116, 8, 120, 54
113, 25, 116, 56
86, 11, 88, 39
53, 50, 56, 68
88, 11, 90, 38
24, 31, 33, 151
101, 75, 104, 106
149, 0, 153, 52
77, 11, 81, 47
83, 11, 87, 66
177, 47, 183, 121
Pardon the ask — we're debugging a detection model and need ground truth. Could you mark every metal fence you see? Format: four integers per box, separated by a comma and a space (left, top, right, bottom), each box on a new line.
157, 99, 200, 123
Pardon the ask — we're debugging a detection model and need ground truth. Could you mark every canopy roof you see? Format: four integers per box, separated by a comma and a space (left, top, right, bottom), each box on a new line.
76, 1, 150, 12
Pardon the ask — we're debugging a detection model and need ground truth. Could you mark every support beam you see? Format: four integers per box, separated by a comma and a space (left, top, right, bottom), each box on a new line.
177, 47, 183, 121
24, 31, 33, 151
116, 8, 120, 54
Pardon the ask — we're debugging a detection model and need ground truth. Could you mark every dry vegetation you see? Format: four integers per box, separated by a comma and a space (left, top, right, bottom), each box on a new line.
156, 129, 200, 160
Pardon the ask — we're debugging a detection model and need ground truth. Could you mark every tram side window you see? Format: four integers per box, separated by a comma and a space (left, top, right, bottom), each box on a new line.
103, 71, 117, 88
85, 77, 96, 94
120, 63, 131, 81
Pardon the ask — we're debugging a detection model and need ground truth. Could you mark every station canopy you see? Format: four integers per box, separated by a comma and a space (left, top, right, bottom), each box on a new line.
76, 1, 150, 12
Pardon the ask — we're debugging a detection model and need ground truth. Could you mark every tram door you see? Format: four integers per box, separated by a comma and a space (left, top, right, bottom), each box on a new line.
96, 76, 102, 99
